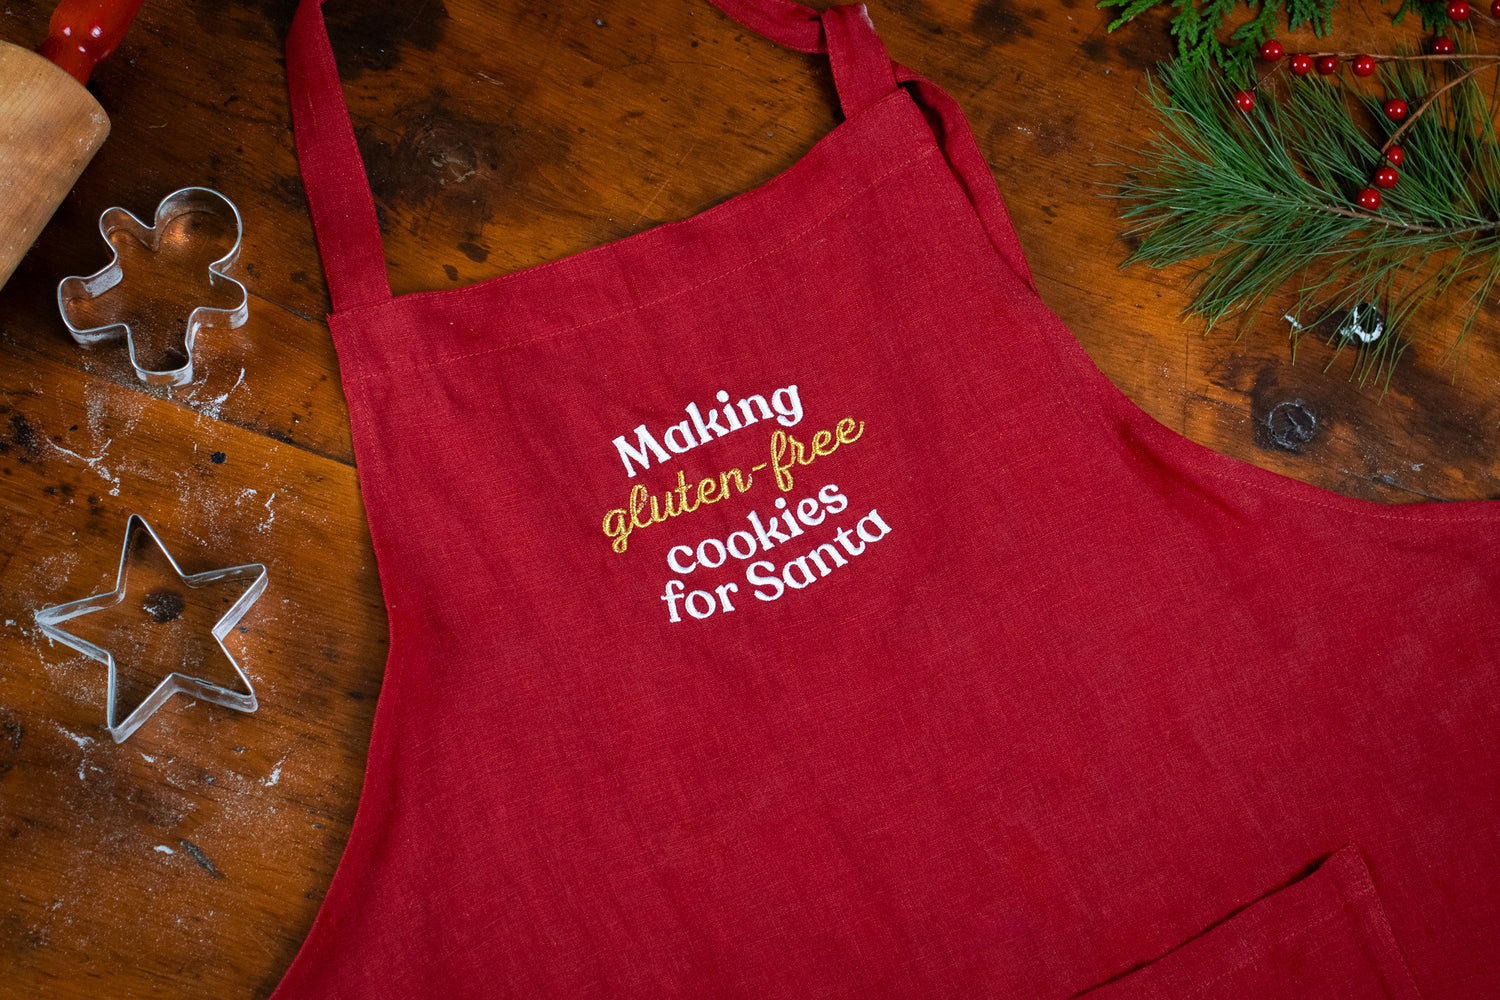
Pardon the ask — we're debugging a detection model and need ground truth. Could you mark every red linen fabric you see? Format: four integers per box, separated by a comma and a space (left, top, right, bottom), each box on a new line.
274, 1, 1500, 996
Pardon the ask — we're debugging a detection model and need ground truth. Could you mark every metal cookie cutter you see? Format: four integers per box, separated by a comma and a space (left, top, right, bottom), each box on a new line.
34, 514, 268, 743
58, 187, 249, 387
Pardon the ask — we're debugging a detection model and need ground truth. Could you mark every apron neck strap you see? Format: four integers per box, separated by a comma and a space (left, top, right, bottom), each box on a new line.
287, 0, 392, 312
285, 0, 898, 313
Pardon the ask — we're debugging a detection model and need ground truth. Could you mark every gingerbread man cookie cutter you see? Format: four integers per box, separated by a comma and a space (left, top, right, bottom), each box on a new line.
58, 187, 249, 387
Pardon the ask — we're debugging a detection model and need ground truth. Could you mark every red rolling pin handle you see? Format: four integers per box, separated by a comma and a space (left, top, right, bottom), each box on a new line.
35, 0, 145, 84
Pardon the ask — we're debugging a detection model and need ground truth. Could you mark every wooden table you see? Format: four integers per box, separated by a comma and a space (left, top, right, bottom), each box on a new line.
1, 0, 1494, 995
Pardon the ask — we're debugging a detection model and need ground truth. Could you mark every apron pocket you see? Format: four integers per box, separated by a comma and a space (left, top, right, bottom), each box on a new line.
1081, 844, 1421, 999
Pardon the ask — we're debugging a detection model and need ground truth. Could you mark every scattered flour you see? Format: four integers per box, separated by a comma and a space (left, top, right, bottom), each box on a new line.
196, 368, 248, 420
264, 753, 287, 787
55, 724, 92, 748
41, 435, 121, 495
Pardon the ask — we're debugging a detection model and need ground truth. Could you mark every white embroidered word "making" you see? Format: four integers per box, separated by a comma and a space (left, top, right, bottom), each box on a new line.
612, 384, 804, 478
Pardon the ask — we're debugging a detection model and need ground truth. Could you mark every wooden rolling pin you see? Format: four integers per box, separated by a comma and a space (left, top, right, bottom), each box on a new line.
0, 0, 144, 290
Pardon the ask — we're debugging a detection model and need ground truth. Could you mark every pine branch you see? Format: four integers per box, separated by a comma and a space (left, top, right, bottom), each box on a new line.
1104, 54, 1500, 384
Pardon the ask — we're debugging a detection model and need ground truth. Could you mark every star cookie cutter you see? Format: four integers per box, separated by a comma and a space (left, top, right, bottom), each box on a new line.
34, 514, 268, 743
58, 187, 249, 387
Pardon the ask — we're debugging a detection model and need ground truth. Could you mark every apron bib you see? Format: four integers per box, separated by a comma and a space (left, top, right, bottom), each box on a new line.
276, 2, 1500, 996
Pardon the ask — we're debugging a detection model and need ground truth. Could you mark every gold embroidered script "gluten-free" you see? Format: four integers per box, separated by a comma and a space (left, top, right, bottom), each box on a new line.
601, 417, 865, 554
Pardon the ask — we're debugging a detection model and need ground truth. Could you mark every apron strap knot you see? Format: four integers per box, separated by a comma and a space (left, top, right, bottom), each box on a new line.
709, 1, 899, 119
821, 5, 899, 120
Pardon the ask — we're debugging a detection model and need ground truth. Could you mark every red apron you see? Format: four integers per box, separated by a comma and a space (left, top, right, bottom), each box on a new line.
277, 1, 1500, 996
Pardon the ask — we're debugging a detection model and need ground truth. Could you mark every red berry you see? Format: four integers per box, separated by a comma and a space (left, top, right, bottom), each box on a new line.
1447, 0, 1470, 20
1432, 35, 1455, 54
1290, 53, 1314, 75
1374, 166, 1399, 188
1353, 54, 1376, 76
1232, 89, 1256, 112
1492, 0, 1500, 17
1259, 39, 1285, 61
1383, 98, 1409, 121
1357, 187, 1383, 210
1316, 55, 1338, 75
1385, 145, 1405, 167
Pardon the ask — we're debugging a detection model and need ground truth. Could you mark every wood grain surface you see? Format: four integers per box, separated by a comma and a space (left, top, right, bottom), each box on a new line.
0, 0, 1495, 996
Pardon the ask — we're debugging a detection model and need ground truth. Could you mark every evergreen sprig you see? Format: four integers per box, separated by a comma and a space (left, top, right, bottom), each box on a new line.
1099, 0, 1338, 85
1107, 52, 1500, 385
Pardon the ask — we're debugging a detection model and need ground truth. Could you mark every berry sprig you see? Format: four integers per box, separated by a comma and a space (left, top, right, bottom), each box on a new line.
1236, 37, 1500, 213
